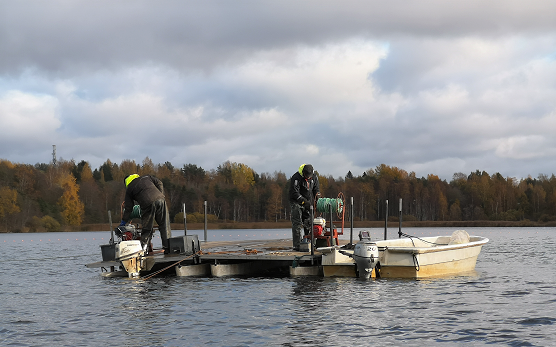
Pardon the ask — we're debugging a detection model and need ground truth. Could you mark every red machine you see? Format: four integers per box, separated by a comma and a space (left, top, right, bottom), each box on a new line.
312, 217, 326, 237
305, 192, 345, 247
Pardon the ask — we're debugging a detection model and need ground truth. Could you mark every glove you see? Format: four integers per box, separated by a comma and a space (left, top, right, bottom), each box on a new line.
119, 220, 126, 226
299, 197, 308, 206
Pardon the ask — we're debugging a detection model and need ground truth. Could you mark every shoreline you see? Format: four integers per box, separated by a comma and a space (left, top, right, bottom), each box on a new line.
4, 220, 555, 233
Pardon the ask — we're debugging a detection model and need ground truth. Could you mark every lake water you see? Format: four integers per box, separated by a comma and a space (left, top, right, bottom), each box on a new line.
1, 226, 555, 346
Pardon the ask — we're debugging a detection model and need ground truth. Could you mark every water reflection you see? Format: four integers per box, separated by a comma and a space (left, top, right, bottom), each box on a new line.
1, 228, 555, 346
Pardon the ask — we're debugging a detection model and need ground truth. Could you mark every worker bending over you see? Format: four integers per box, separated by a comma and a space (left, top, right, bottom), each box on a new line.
121, 174, 172, 254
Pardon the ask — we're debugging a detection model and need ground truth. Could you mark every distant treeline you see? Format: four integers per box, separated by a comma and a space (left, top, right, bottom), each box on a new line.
0, 158, 555, 232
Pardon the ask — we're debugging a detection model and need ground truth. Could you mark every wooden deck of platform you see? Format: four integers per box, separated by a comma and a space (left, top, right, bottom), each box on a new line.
86, 238, 351, 278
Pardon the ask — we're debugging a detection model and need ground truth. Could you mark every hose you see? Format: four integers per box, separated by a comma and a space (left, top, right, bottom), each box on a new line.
120, 201, 142, 219
130, 205, 141, 219
316, 198, 343, 214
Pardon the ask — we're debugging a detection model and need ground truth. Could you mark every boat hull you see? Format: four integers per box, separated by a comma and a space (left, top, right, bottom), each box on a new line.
319, 235, 488, 279
378, 252, 481, 278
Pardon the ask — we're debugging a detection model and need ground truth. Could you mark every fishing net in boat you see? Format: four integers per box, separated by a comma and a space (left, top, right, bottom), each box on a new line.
448, 230, 470, 245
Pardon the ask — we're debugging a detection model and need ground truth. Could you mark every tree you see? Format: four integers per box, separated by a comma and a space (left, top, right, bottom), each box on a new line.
428, 174, 448, 220
156, 162, 175, 180
140, 157, 155, 176
449, 200, 462, 220
41, 215, 61, 232
119, 159, 138, 179
100, 159, 114, 181
181, 164, 206, 187
318, 174, 329, 196
58, 172, 85, 225
531, 184, 546, 215
73, 161, 105, 223
359, 181, 376, 221
230, 162, 255, 193
266, 184, 283, 222
0, 186, 20, 226
14, 164, 36, 196
80, 162, 94, 182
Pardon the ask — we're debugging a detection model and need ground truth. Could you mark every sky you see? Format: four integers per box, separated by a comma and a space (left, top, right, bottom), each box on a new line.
1, 1, 555, 181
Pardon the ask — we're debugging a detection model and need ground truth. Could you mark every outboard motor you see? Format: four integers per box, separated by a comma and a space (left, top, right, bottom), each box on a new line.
115, 240, 145, 278
353, 231, 379, 279
115, 240, 144, 261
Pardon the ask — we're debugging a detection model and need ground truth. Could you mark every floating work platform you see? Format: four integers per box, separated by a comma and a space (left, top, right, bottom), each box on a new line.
87, 197, 487, 279
86, 230, 488, 279
86, 238, 344, 278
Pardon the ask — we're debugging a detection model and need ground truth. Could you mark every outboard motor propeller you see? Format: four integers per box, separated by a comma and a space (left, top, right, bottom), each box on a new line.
353, 231, 379, 279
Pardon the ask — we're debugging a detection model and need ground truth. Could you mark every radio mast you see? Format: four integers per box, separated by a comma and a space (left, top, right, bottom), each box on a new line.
52, 145, 57, 166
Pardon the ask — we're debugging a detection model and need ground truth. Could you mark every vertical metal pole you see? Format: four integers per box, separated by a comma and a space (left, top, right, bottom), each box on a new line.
108, 210, 114, 244
384, 199, 388, 240
329, 203, 334, 246
398, 198, 403, 238
204, 201, 208, 241
183, 203, 187, 236
310, 205, 314, 263
350, 197, 354, 245
108, 210, 114, 271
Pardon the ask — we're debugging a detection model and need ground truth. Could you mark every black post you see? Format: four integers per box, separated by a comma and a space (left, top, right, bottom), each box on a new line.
183, 203, 187, 236
350, 197, 354, 245
310, 205, 314, 263
108, 210, 114, 244
204, 201, 208, 241
398, 198, 403, 238
384, 199, 388, 240
329, 203, 334, 246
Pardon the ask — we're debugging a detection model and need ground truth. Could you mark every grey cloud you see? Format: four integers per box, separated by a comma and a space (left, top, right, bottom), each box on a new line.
1, 1, 556, 180
2, 1, 556, 76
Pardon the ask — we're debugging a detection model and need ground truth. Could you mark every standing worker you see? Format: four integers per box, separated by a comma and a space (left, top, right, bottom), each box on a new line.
289, 164, 320, 250
121, 174, 172, 254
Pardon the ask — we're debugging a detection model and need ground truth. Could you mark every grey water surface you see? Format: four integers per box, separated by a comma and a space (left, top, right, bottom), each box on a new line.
1, 227, 555, 347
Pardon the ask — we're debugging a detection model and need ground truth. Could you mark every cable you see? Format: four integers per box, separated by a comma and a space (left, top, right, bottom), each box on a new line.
291, 255, 312, 268
412, 253, 420, 271
399, 232, 441, 246
140, 251, 201, 280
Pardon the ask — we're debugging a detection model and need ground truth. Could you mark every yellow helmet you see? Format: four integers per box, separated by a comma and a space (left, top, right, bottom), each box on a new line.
125, 174, 139, 187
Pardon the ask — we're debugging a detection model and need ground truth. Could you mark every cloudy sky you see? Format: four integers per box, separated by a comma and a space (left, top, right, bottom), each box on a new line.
1, 1, 555, 180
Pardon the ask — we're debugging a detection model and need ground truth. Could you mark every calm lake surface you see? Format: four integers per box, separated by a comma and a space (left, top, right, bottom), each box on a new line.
1, 226, 555, 346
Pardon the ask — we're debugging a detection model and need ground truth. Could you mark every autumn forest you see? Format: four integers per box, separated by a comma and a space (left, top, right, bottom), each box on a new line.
1, 157, 556, 232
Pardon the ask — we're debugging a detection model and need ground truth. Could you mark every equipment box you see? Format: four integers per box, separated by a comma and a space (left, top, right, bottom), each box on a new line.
100, 243, 117, 261
168, 235, 200, 255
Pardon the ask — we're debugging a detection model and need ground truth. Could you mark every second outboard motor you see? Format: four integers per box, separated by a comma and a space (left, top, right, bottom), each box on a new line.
353, 232, 379, 279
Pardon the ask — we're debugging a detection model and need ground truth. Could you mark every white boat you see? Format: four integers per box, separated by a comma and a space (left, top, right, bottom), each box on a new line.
319, 230, 489, 279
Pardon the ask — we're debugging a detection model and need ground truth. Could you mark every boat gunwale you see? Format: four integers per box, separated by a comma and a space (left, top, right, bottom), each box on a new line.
379, 236, 489, 254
